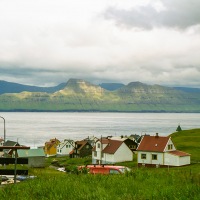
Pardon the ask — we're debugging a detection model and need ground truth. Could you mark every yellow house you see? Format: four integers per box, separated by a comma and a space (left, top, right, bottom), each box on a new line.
44, 138, 60, 157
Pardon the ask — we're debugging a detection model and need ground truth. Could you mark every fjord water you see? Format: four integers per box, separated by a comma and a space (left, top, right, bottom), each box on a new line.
0, 112, 199, 147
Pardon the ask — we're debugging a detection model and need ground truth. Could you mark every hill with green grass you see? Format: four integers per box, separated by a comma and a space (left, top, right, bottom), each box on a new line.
170, 128, 200, 162
1, 78, 200, 112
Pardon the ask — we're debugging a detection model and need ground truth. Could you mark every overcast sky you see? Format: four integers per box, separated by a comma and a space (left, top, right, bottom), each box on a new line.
0, 0, 200, 87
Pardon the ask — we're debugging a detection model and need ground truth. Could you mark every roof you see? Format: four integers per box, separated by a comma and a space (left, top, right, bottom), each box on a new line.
96, 138, 110, 144
3, 140, 19, 147
18, 148, 45, 157
168, 150, 190, 157
102, 140, 123, 154
45, 138, 60, 150
69, 150, 74, 154
59, 139, 74, 149
137, 135, 170, 152
76, 141, 89, 150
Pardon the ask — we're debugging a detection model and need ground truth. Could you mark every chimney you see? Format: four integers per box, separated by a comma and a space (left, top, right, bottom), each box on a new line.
155, 133, 159, 138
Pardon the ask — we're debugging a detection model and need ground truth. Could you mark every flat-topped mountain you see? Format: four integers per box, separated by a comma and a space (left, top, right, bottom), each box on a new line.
0, 79, 200, 112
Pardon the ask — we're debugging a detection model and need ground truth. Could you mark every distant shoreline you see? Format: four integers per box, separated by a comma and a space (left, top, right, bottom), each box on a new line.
0, 110, 200, 113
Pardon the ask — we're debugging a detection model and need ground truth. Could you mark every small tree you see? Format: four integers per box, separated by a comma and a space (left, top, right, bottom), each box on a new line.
176, 124, 182, 132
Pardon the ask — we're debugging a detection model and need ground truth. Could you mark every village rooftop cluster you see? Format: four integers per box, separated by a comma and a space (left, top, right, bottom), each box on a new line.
0, 132, 190, 168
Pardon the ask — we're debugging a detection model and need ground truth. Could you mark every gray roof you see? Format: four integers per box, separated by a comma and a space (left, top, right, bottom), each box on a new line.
3, 140, 19, 146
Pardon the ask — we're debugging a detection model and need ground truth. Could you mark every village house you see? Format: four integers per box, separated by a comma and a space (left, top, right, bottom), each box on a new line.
70, 140, 92, 158
83, 136, 99, 147
3, 140, 20, 157
137, 133, 190, 167
44, 138, 60, 157
17, 148, 45, 168
92, 138, 135, 164
57, 139, 75, 156
0, 138, 4, 146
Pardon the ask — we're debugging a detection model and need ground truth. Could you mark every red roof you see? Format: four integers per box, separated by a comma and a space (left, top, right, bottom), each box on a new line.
102, 140, 123, 154
168, 150, 190, 157
137, 135, 170, 152
76, 141, 88, 150
69, 150, 74, 154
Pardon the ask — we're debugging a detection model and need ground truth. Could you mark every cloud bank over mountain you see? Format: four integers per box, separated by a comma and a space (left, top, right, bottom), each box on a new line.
0, 0, 200, 87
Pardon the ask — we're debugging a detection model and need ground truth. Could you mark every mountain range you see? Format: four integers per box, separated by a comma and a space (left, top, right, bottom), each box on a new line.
0, 79, 200, 112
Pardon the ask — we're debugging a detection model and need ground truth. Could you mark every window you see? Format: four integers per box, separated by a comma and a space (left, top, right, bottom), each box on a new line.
152, 154, 157, 160
69, 145, 71, 148
94, 151, 97, 157
97, 143, 101, 148
168, 144, 173, 150
86, 145, 89, 149
109, 169, 120, 174
141, 154, 146, 159
101, 153, 104, 158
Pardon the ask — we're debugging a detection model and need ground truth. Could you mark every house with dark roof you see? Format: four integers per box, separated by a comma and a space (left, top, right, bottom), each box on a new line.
3, 140, 20, 157
83, 136, 99, 147
70, 140, 93, 158
92, 138, 134, 164
137, 133, 190, 167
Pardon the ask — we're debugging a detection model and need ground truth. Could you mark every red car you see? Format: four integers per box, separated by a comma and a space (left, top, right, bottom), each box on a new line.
78, 164, 130, 175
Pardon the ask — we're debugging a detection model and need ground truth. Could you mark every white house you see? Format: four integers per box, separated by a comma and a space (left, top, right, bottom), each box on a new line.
92, 138, 134, 164
57, 139, 75, 156
137, 133, 190, 167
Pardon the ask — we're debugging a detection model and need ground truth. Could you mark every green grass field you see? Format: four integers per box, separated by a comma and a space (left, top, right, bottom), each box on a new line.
170, 128, 200, 162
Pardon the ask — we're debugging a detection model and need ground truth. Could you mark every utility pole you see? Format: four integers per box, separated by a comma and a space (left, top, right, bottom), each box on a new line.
0, 116, 6, 143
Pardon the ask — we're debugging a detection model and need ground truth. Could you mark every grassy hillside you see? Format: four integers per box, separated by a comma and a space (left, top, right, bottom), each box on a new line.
1, 79, 200, 112
170, 129, 200, 162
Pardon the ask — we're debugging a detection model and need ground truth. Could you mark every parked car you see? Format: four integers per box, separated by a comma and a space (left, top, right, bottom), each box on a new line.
78, 164, 131, 175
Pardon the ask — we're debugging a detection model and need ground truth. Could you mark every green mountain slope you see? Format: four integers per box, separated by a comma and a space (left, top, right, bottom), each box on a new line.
0, 79, 200, 112
170, 129, 200, 162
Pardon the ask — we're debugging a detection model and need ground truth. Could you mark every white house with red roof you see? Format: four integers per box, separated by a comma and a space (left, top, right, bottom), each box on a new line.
137, 133, 190, 167
92, 138, 135, 164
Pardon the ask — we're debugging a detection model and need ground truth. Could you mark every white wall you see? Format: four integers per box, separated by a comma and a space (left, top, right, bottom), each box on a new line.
102, 143, 133, 164
137, 152, 164, 165
164, 153, 190, 166
114, 143, 133, 162
92, 141, 103, 163
164, 153, 179, 166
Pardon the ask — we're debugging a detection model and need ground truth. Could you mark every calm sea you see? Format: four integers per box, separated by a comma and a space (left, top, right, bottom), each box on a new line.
0, 112, 199, 147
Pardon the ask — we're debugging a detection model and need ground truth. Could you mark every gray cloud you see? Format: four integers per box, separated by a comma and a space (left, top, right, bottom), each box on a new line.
104, 0, 200, 29
0, 0, 200, 88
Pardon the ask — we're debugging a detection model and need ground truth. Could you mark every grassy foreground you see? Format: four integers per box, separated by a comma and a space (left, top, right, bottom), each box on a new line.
0, 129, 200, 199
0, 165, 199, 200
